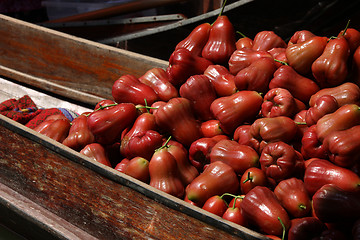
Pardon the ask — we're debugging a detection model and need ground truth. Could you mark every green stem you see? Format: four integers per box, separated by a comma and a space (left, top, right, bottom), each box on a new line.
219, 0, 228, 17
219, 193, 244, 209
299, 204, 307, 210
278, 217, 286, 240
220, 192, 237, 199
295, 121, 307, 125
242, 171, 253, 184
342, 19, 351, 36
136, 106, 158, 110
156, 136, 172, 151
236, 31, 247, 38
274, 59, 288, 66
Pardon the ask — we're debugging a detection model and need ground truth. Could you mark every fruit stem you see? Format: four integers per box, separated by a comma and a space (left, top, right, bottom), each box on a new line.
274, 59, 288, 66
299, 204, 307, 210
242, 171, 253, 184
219, 0, 228, 17
278, 217, 286, 240
236, 31, 248, 38
156, 136, 172, 151
342, 19, 351, 36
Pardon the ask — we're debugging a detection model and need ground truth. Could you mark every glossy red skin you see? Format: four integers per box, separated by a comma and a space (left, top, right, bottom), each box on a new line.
309, 82, 360, 107
259, 141, 298, 181
124, 157, 150, 183
200, 119, 224, 138
234, 57, 276, 94
203, 65, 238, 96
228, 195, 245, 209
339, 27, 360, 53
189, 137, 218, 172
149, 101, 166, 115
312, 36, 350, 88
179, 74, 217, 121
352, 45, 360, 85
124, 130, 164, 161
185, 161, 239, 206
87, 103, 137, 145
274, 178, 311, 218
202, 15, 236, 65
202, 195, 228, 217
166, 48, 213, 87
183, 195, 200, 207
138, 67, 179, 102
305, 95, 338, 126
240, 167, 267, 194
233, 125, 260, 153
175, 22, 211, 56
288, 30, 316, 45
94, 99, 116, 111
120, 112, 157, 149
285, 36, 328, 75
211, 134, 229, 142
167, 143, 199, 186
264, 235, 282, 240
80, 143, 112, 167
315, 103, 360, 142
323, 125, 360, 167
203, 64, 230, 82
301, 125, 328, 160
261, 87, 297, 118
228, 48, 273, 75
241, 186, 290, 236
34, 115, 71, 143
250, 116, 298, 143
212, 73, 237, 97
210, 90, 263, 135
252, 31, 287, 52
288, 217, 327, 240
267, 47, 288, 68
210, 139, 259, 175
269, 65, 320, 103
120, 112, 162, 160
149, 147, 184, 198
312, 184, 360, 223
62, 115, 95, 151
222, 207, 247, 226
293, 109, 309, 138
304, 159, 360, 196
112, 74, 158, 106
114, 158, 130, 173
154, 97, 201, 147
236, 37, 253, 49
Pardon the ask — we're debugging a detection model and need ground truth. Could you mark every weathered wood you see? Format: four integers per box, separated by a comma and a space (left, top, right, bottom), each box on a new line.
0, 114, 269, 240
44, 0, 188, 23
0, 14, 168, 106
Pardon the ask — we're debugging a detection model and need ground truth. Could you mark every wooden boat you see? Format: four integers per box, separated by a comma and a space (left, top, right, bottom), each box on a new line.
0, 14, 269, 240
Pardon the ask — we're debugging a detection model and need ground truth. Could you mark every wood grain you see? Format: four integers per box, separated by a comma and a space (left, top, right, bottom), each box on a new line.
0, 115, 268, 240
0, 14, 168, 106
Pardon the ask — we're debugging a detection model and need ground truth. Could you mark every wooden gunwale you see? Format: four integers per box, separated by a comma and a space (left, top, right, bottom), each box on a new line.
0, 14, 168, 107
0, 114, 269, 240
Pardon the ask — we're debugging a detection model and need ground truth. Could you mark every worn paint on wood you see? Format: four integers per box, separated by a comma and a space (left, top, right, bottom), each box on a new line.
0, 14, 168, 106
0, 115, 268, 240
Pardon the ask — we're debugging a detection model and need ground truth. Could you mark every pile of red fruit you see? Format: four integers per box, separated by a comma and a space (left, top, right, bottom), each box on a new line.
32, 9, 360, 240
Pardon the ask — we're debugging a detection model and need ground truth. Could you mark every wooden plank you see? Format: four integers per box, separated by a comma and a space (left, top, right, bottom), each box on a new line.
44, 0, 189, 23
0, 114, 269, 240
0, 182, 97, 240
0, 14, 168, 106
